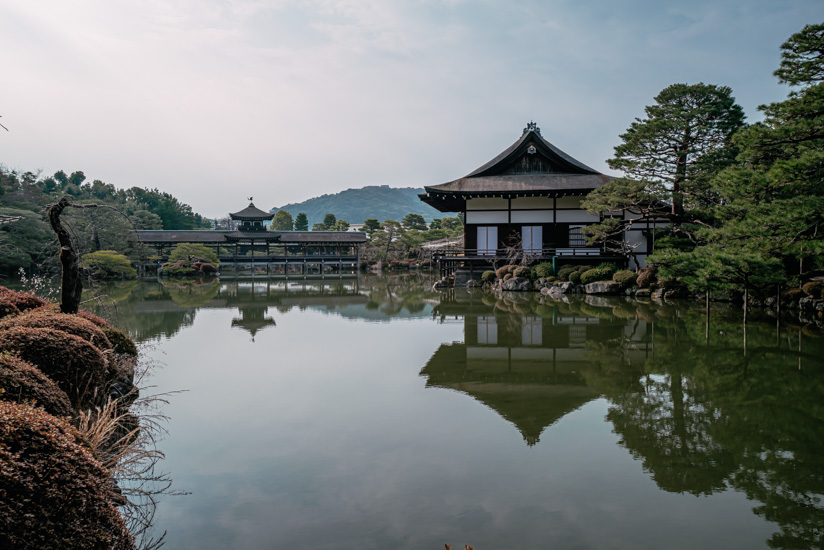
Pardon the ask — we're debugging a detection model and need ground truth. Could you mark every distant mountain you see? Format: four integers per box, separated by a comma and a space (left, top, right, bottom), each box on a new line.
270, 185, 455, 226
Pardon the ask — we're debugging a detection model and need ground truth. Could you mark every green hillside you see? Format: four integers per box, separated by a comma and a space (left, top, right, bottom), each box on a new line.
270, 186, 454, 226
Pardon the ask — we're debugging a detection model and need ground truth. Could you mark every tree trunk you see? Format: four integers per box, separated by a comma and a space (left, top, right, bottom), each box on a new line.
48, 197, 83, 314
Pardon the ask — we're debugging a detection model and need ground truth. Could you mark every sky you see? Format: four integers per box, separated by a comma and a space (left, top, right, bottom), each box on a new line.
1, 1, 821, 218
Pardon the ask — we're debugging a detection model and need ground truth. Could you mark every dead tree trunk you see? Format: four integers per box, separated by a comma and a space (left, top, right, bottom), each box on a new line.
48, 197, 83, 314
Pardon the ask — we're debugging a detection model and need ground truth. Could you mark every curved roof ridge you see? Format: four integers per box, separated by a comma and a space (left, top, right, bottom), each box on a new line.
464, 124, 600, 178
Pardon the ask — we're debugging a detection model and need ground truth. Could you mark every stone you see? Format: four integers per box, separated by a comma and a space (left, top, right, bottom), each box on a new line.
502, 276, 532, 292
560, 282, 574, 293
635, 289, 651, 298
584, 282, 620, 295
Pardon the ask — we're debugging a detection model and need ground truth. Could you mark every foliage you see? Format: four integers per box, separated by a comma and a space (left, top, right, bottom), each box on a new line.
0, 326, 110, 411
361, 218, 381, 234
82, 250, 137, 279
0, 401, 136, 550
272, 210, 293, 231
582, 83, 745, 258
568, 271, 581, 284
0, 353, 73, 417
481, 271, 496, 284
513, 266, 531, 279
322, 213, 337, 229
801, 281, 824, 298
102, 326, 139, 357
532, 262, 554, 278
613, 270, 638, 287
294, 212, 309, 231
0, 309, 113, 351
636, 266, 658, 289
580, 268, 609, 285
402, 213, 427, 230
332, 219, 350, 231
495, 265, 518, 279
164, 243, 219, 275
0, 287, 47, 313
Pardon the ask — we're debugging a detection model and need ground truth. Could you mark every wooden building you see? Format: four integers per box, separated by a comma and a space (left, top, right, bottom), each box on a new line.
136, 201, 367, 277
420, 122, 656, 280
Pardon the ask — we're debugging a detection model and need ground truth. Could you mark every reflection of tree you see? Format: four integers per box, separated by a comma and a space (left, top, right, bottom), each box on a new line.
604, 302, 824, 547
163, 279, 220, 308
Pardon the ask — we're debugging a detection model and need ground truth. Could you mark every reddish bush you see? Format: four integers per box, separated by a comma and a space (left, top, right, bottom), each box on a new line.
636, 266, 658, 289
0, 354, 73, 418
0, 401, 135, 550
0, 297, 20, 320
0, 309, 112, 351
495, 265, 517, 279
78, 310, 107, 327
802, 281, 824, 299
0, 326, 109, 411
0, 287, 47, 313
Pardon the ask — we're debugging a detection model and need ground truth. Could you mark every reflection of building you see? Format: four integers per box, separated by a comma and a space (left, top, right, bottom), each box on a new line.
422, 293, 652, 446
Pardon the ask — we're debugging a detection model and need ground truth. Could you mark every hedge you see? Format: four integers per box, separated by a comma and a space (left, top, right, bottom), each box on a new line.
0, 401, 135, 550
0, 354, 73, 418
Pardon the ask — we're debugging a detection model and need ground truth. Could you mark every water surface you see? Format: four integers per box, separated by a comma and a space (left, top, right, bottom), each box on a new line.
89, 275, 824, 549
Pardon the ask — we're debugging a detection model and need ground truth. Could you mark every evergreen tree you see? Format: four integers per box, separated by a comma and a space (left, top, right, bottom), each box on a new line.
583, 83, 745, 256
272, 210, 293, 231
322, 213, 337, 229
294, 212, 309, 231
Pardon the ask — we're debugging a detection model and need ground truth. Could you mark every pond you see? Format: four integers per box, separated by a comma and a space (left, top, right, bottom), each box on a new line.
85, 274, 824, 550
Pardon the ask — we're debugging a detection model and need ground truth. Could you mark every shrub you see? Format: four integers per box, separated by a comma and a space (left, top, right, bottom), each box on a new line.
0, 401, 135, 550
532, 262, 554, 278
102, 327, 138, 357
78, 310, 107, 327
81, 250, 137, 279
557, 267, 574, 281
636, 266, 658, 289
597, 263, 618, 279
503, 273, 513, 281
576, 264, 591, 273
0, 354, 73, 418
495, 265, 517, 279
580, 268, 605, 285
481, 271, 497, 284
0, 297, 20, 320
0, 287, 47, 313
613, 270, 638, 287
513, 266, 531, 279
568, 271, 581, 284
0, 310, 112, 351
0, 326, 110, 411
801, 281, 824, 299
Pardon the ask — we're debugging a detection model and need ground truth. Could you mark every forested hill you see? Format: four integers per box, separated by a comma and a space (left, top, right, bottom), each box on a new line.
270, 186, 454, 226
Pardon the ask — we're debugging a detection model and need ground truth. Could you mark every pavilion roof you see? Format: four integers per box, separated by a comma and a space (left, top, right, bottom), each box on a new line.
420, 122, 612, 211
230, 202, 275, 221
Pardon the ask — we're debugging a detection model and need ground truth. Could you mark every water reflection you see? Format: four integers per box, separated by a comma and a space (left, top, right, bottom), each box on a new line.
429, 289, 824, 548
82, 277, 824, 549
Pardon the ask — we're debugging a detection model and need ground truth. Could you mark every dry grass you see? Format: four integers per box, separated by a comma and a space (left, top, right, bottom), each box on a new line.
75, 345, 187, 550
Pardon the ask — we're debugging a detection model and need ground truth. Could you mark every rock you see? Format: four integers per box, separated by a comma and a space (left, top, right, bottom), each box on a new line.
635, 289, 651, 298
585, 295, 613, 308
502, 276, 532, 292
465, 280, 482, 288
624, 286, 638, 296
651, 289, 666, 301
584, 282, 620, 295
561, 282, 575, 293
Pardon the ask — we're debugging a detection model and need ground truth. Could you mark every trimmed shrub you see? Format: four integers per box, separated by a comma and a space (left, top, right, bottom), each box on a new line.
0, 326, 109, 411
481, 271, 497, 284
802, 281, 824, 299
613, 270, 638, 287
102, 327, 138, 357
580, 268, 605, 285
557, 267, 574, 281
503, 273, 513, 281
532, 262, 554, 278
513, 266, 531, 279
0, 287, 47, 313
495, 265, 518, 279
0, 354, 73, 418
597, 263, 618, 279
0, 297, 20, 320
575, 264, 591, 273
636, 266, 658, 289
0, 310, 112, 351
0, 401, 135, 550
568, 271, 581, 284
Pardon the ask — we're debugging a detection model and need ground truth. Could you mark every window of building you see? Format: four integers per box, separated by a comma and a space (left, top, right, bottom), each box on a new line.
569, 225, 587, 247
